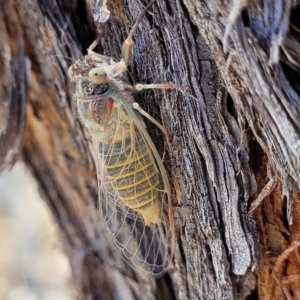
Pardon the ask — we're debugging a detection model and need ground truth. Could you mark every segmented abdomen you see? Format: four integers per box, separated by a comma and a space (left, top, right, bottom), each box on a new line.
100, 134, 160, 217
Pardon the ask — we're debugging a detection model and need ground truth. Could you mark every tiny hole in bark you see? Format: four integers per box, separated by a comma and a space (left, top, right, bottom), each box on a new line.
226, 93, 238, 120
241, 9, 250, 27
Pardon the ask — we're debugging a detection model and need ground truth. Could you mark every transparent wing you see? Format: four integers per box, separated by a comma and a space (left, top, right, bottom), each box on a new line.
92, 103, 173, 278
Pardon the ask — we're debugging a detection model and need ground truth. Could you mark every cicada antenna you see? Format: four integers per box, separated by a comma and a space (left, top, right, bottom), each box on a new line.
54, 55, 75, 63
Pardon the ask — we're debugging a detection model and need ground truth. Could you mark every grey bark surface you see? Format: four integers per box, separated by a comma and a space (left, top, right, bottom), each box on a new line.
1, 0, 300, 299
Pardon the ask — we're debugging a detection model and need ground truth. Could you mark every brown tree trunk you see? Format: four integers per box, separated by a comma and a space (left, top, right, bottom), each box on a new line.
1, 0, 300, 299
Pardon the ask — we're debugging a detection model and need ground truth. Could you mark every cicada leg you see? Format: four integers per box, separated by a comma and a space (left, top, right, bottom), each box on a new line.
120, 0, 156, 66
134, 81, 195, 102
132, 102, 171, 147
87, 23, 105, 54
132, 82, 188, 148
133, 83, 186, 96
134, 83, 176, 91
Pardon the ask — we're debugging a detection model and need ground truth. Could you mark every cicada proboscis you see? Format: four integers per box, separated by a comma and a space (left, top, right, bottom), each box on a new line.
68, 0, 174, 278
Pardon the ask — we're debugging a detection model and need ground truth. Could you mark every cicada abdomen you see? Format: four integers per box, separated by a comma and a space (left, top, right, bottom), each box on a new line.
101, 129, 163, 226
68, 52, 174, 277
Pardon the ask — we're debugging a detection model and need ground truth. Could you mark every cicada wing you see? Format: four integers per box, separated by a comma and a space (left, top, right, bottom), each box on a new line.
98, 186, 169, 276
92, 106, 173, 278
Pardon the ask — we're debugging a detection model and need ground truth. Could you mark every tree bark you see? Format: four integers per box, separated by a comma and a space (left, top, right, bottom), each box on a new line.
1, 0, 300, 299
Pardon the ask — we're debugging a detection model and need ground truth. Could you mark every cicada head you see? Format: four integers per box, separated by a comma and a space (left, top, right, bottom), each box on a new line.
69, 54, 109, 95
68, 52, 129, 98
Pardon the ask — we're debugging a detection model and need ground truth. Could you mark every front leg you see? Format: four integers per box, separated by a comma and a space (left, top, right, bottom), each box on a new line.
120, 0, 156, 67
134, 83, 178, 91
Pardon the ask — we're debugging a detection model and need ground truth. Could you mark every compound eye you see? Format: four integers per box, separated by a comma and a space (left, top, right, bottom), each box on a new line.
89, 67, 107, 83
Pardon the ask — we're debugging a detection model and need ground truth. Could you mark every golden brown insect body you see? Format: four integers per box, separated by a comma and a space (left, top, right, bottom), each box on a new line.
68, 2, 174, 277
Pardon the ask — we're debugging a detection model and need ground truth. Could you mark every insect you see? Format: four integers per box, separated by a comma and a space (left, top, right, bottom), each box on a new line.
68, 1, 174, 277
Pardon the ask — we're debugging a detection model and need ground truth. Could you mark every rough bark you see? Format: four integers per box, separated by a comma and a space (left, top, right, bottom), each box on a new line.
1, 0, 300, 299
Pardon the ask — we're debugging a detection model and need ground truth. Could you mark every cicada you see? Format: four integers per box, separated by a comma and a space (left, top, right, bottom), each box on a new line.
68, 1, 174, 278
